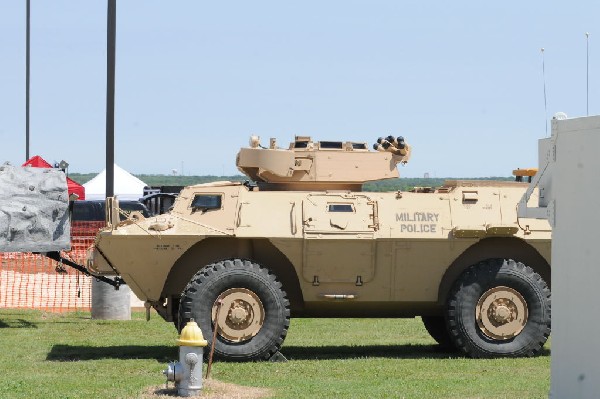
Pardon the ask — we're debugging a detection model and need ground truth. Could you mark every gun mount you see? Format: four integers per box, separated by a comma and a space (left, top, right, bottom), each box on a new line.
236, 135, 411, 191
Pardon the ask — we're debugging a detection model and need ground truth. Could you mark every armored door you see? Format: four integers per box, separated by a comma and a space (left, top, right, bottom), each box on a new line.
302, 193, 378, 284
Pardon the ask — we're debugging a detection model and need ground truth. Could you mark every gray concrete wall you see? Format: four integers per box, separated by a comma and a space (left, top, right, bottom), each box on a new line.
0, 164, 70, 252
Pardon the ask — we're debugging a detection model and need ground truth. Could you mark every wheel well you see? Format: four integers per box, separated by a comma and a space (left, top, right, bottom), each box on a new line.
162, 237, 304, 312
437, 237, 551, 304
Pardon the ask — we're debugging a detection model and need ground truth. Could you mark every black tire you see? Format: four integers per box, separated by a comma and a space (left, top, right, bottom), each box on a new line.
421, 316, 455, 349
446, 258, 551, 358
178, 258, 290, 361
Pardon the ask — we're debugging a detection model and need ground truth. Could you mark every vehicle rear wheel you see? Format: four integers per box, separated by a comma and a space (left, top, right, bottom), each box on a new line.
178, 259, 290, 361
446, 258, 551, 358
421, 316, 455, 349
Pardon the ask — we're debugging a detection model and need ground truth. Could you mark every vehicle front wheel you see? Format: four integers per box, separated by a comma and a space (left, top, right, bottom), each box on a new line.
178, 259, 290, 361
445, 258, 551, 358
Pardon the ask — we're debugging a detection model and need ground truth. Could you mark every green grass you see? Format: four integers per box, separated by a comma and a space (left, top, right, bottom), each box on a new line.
0, 310, 550, 398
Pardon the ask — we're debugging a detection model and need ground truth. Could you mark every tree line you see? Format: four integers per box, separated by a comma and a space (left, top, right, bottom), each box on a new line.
69, 173, 514, 193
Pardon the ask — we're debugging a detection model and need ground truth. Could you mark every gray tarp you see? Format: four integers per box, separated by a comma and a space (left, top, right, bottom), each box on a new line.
0, 163, 71, 252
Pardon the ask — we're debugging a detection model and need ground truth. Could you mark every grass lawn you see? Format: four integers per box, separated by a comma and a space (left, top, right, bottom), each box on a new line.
0, 310, 550, 398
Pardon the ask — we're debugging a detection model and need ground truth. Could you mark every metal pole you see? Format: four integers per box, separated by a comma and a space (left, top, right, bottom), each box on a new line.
206, 298, 223, 379
106, 0, 116, 198
94, 0, 131, 322
25, 0, 30, 161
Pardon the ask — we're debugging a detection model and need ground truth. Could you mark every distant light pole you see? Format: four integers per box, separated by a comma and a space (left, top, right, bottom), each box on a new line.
541, 48, 548, 136
586, 32, 590, 116
106, 0, 116, 198
25, 0, 30, 160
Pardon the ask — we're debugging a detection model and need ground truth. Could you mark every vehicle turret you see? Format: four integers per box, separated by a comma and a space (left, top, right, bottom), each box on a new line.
236, 135, 411, 191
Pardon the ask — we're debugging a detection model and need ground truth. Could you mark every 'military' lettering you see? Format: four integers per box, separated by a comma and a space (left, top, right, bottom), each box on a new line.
395, 212, 440, 234
395, 212, 439, 222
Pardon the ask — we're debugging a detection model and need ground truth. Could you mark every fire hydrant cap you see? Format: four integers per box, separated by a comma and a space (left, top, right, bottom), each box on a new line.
177, 320, 208, 347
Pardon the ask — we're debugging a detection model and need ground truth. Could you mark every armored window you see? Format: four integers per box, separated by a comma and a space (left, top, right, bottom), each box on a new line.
319, 141, 343, 149
191, 194, 222, 211
351, 142, 367, 150
328, 203, 354, 212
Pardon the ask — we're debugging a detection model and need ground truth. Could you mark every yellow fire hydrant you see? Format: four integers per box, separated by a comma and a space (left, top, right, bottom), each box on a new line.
163, 319, 208, 397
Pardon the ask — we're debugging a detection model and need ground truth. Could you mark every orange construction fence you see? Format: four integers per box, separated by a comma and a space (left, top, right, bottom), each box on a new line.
0, 221, 106, 312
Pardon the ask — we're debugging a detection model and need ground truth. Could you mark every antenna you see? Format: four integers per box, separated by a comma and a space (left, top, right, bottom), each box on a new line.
586, 32, 590, 116
541, 48, 548, 136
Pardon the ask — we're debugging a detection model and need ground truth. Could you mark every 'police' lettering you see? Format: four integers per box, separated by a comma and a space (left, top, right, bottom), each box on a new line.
400, 223, 437, 233
396, 211, 439, 234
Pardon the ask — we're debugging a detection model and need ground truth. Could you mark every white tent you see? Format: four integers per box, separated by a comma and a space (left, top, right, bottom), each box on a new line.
83, 164, 148, 201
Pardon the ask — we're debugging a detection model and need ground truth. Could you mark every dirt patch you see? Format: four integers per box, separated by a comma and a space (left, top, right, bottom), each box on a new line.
140, 378, 273, 399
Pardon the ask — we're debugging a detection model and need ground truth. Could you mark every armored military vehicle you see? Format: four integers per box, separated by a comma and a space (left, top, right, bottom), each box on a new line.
91, 135, 551, 361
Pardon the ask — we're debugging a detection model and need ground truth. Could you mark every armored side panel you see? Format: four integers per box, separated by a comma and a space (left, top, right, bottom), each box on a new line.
0, 164, 70, 252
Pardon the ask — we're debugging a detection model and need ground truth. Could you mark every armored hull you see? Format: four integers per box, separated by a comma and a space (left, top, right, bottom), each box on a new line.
92, 136, 551, 361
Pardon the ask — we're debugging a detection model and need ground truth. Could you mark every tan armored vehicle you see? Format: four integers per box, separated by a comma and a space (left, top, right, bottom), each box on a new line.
91, 135, 551, 361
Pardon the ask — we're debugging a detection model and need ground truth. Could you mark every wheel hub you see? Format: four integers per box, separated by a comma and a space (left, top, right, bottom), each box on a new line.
492, 304, 511, 323
212, 288, 264, 343
476, 286, 528, 340
229, 306, 249, 324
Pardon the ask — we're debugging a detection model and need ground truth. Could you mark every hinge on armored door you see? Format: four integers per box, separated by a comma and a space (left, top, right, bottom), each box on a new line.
368, 200, 380, 231
236, 202, 250, 227
290, 202, 297, 235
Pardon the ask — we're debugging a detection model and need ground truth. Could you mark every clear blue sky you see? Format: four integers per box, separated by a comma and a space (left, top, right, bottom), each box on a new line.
0, 1, 596, 177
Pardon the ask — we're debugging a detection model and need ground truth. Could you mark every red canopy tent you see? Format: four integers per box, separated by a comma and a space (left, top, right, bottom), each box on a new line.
22, 155, 85, 200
